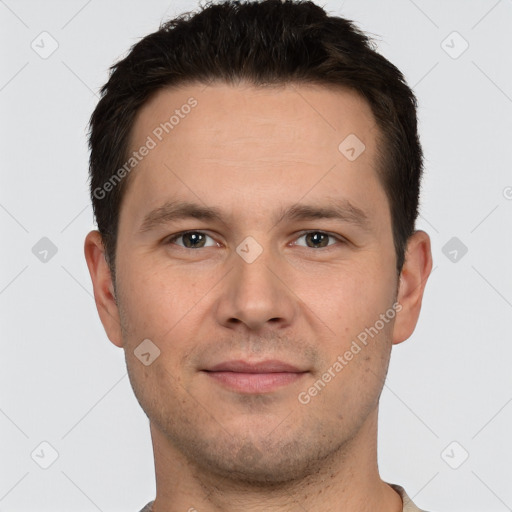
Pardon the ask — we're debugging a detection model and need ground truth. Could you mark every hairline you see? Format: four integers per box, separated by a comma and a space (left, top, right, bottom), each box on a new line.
108, 78, 396, 276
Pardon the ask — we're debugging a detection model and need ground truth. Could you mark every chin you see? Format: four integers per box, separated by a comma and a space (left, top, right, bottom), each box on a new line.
185, 436, 329, 486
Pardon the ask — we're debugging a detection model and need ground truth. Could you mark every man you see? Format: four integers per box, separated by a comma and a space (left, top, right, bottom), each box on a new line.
84, 1, 433, 510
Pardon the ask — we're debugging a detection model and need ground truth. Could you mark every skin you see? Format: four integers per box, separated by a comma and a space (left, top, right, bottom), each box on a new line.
85, 82, 432, 511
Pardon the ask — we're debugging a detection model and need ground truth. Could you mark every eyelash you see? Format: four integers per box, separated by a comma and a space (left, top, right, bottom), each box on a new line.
165, 230, 346, 249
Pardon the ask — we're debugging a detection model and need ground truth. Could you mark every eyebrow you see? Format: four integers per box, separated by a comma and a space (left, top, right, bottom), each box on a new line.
138, 198, 371, 233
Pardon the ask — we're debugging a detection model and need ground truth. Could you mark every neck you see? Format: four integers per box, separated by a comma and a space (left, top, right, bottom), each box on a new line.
149, 408, 402, 512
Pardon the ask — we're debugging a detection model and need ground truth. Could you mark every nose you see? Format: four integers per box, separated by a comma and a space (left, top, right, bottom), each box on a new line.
214, 243, 298, 333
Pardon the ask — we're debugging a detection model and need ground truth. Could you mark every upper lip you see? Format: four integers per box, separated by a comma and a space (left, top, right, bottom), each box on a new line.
204, 359, 306, 373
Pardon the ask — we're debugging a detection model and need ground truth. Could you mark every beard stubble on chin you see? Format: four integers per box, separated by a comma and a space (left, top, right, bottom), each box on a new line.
116, 283, 393, 488
127, 343, 387, 488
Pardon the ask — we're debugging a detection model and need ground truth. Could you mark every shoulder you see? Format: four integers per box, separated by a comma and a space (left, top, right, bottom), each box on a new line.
388, 483, 432, 512
138, 501, 154, 512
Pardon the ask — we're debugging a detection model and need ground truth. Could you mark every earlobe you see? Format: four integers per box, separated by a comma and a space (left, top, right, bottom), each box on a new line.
84, 230, 123, 348
392, 230, 433, 345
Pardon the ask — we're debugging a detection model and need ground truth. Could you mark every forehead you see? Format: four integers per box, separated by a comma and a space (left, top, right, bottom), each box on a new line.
120, 81, 385, 228
130, 81, 378, 160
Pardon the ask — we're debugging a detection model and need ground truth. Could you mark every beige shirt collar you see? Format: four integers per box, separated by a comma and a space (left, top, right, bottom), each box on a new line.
388, 483, 429, 512
140, 483, 429, 512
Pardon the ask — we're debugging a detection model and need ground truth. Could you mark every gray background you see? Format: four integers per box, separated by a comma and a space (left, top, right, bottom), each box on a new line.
1, 0, 511, 510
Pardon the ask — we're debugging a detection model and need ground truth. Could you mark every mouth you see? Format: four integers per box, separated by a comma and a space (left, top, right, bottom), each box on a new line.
201, 359, 309, 394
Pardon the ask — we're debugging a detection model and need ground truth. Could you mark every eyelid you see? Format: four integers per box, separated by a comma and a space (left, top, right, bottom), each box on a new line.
166, 230, 218, 247
293, 230, 347, 247
165, 229, 347, 248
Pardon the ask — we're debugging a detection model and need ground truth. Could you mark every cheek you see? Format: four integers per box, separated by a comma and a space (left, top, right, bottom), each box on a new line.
116, 255, 204, 344
304, 260, 394, 328
301, 265, 397, 382
117, 261, 197, 406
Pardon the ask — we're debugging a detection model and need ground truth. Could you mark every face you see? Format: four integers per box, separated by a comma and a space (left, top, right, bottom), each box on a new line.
86, 82, 431, 484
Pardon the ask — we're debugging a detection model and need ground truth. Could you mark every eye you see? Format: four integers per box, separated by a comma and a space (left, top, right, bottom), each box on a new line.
294, 231, 343, 249
165, 230, 344, 250
166, 231, 217, 249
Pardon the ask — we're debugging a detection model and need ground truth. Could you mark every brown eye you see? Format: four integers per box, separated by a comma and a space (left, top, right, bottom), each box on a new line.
167, 231, 215, 248
295, 231, 341, 249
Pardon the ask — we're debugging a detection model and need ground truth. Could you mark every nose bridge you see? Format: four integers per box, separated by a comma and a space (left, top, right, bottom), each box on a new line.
216, 235, 296, 331
235, 238, 279, 294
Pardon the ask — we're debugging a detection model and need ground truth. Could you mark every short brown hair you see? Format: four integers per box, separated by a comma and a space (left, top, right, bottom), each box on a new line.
88, 0, 423, 279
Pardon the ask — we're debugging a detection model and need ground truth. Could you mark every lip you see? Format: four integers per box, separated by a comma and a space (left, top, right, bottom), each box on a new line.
202, 359, 308, 394
205, 359, 304, 373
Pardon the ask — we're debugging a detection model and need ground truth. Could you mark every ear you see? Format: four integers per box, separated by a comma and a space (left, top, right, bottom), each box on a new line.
84, 230, 123, 348
392, 230, 433, 345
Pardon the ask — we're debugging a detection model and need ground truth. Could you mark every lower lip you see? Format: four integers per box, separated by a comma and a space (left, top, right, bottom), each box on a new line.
203, 371, 306, 393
